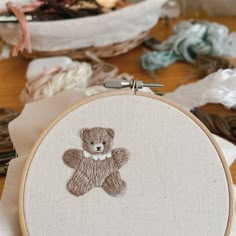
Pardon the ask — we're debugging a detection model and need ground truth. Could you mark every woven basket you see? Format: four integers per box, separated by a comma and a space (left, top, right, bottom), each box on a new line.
20, 31, 149, 59
0, 0, 166, 59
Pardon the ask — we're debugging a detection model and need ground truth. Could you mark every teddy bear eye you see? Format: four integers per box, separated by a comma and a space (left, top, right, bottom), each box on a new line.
90, 141, 94, 145
102, 141, 106, 145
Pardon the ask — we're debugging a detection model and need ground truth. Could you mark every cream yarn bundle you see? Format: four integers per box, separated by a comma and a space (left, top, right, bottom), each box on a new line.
20, 56, 134, 104
20, 61, 93, 103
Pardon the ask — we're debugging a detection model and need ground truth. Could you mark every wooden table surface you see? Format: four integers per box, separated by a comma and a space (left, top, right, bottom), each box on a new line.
0, 16, 236, 198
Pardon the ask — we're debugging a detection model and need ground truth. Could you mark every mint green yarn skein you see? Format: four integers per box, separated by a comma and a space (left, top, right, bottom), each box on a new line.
141, 21, 233, 71
141, 51, 180, 71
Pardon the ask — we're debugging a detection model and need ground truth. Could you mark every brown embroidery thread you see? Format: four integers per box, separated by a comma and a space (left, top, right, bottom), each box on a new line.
0, 108, 20, 150
192, 108, 236, 142
194, 54, 236, 78
63, 127, 129, 197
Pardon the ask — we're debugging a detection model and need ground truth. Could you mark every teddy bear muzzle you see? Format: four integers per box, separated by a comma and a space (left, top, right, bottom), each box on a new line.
92, 143, 104, 152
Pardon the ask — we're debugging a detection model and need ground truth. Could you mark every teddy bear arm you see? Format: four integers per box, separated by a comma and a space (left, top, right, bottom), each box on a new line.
112, 148, 129, 169
63, 149, 83, 168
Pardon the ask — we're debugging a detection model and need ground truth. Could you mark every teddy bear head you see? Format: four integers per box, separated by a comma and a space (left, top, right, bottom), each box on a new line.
80, 127, 114, 154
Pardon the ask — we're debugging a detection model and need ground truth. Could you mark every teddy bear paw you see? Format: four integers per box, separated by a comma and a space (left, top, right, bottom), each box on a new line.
67, 173, 94, 197
102, 171, 127, 197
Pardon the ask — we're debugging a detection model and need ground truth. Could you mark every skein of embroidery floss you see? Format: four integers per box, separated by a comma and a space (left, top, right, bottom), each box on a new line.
163, 69, 236, 110
141, 20, 236, 71
0, 108, 19, 175
20, 55, 133, 104
192, 108, 236, 143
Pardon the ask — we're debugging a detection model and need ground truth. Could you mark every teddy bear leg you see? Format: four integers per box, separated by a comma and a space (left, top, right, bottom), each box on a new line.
67, 172, 94, 197
102, 171, 127, 197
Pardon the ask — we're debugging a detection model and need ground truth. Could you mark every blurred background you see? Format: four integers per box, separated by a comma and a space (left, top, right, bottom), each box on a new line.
164, 0, 236, 17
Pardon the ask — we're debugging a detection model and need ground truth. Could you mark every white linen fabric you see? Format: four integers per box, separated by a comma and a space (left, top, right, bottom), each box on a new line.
0, 89, 235, 235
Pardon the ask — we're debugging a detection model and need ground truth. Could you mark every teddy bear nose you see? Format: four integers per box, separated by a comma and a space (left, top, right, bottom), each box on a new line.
97, 146, 101, 151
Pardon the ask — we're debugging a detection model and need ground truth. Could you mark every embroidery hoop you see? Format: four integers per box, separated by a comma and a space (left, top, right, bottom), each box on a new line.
18, 89, 234, 236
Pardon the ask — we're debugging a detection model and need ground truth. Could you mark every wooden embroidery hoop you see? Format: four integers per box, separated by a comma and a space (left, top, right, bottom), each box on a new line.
19, 90, 234, 236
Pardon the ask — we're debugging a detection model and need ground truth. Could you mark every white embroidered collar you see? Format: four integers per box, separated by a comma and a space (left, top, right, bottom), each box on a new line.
83, 150, 112, 161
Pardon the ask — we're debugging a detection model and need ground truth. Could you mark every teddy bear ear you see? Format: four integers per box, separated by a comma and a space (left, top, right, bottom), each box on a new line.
106, 128, 115, 138
80, 128, 90, 138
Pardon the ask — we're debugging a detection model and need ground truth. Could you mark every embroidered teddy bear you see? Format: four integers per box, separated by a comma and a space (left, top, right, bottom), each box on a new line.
63, 127, 130, 197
